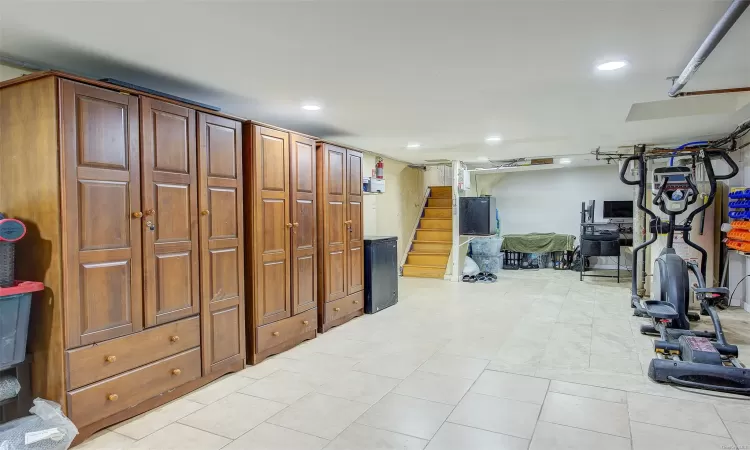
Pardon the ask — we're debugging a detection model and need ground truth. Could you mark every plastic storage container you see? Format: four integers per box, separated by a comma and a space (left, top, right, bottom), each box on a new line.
0, 282, 43, 371
0, 216, 26, 288
729, 188, 750, 199
731, 220, 750, 230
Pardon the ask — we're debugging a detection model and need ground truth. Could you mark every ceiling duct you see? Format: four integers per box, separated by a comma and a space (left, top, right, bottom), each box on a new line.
668, 0, 750, 97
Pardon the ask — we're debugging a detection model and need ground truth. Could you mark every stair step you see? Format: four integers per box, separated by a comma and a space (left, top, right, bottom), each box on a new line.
412, 240, 452, 252
419, 218, 452, 229
407, 252, 450, 266
427, 198, 451, 208
416, 229, 452, 242
429, 186, 452, 199
424, 207, 452, 218
402, 264, 445, 279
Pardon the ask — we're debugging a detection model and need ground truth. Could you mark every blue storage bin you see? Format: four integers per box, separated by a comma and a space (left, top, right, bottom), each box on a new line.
729, 189, 750, 199
729, 210, 750, 219
729, 200, 750, 209
0, 292, 31, 371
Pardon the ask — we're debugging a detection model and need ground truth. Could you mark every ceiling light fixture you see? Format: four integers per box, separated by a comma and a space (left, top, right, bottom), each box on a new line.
596, 61, 628, 71
406, 142, 421, 149
301, 104, 321, 111
559, 158, 572, 164
485, 136, 503, 143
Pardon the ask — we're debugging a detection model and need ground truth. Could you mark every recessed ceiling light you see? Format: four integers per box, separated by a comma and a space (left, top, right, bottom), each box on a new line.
559, 158, 572, 164
596, 61, 628, 71
477, 156, 490, 162
301, 104, 321, 111
485, 136, 503, 143
406, 142, 421, 149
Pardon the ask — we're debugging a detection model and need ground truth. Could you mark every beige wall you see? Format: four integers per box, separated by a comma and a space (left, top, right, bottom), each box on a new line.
0, 63, 31, 82
362, 154, 427, 262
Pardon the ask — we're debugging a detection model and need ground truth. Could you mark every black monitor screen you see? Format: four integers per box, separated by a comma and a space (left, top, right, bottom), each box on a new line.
603, 201, 633, 218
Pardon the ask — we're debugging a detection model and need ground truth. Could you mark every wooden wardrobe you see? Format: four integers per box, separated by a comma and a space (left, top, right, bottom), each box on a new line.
0, 72, 245, 440
316, 142, 365, 332
243, 123, 318, 364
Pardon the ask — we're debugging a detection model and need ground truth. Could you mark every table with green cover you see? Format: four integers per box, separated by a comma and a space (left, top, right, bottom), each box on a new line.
500, 233, 576, 253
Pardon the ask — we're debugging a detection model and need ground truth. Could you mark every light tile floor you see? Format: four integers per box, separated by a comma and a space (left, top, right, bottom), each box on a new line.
78, 270, 750, 449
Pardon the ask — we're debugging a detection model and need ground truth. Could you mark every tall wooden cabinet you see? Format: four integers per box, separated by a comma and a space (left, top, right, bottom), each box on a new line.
244, 124, 318, 364
0, 72, 245, 441
316, 142, 365, 332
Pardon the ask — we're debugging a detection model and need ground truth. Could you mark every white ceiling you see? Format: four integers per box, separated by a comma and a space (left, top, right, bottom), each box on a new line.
1, 0, 749, 164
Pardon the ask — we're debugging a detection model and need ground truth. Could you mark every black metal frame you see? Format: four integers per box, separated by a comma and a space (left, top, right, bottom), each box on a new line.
618, 147, 738, 307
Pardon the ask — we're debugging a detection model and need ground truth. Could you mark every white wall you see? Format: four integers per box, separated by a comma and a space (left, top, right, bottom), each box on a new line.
486, 165, 633, 237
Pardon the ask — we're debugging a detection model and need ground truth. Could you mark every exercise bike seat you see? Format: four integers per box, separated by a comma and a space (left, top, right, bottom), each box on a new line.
643, 300, 679, 320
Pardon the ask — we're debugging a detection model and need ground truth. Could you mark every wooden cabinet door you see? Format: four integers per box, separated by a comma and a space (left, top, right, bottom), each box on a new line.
290, 134, 317, 315
197, 113, 246, 373
141, 98, 200, 327
346, 150, 364, 295
320, 144, 348, 302
252, 126, 291, 325
60, 80, 143, 348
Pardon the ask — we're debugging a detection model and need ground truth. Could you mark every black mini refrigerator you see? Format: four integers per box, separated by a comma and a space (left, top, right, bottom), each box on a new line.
459, 196, 497, 236
364, 236, 398, 314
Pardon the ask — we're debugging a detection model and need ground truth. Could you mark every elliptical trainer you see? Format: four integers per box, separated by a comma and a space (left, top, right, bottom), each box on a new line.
620, 145, 750, 394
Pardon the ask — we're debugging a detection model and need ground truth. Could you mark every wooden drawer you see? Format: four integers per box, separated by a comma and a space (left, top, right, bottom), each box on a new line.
325, 292, 363, 323
66, 316, 200, 390
67, 347, 201, 427
256, 308, 317, 354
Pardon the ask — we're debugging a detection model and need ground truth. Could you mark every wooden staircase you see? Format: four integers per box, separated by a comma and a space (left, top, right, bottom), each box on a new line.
402, 186, 452, 279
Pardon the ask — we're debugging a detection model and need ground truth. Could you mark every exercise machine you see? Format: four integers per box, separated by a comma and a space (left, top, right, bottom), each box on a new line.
620, 145, 750, 394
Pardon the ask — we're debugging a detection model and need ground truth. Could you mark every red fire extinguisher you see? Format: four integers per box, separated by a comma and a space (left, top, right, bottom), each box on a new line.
375, 157, 384, 179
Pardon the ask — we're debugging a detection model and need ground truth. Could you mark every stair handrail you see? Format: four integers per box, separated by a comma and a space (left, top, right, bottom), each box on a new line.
400, 186, 432, 273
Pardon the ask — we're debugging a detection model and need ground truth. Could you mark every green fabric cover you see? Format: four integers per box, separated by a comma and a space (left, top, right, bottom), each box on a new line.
500, 233, 576, 253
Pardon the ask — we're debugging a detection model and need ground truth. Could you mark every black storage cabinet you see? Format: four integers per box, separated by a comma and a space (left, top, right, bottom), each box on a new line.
364, 236, 398, 314
459, 196, 497, 236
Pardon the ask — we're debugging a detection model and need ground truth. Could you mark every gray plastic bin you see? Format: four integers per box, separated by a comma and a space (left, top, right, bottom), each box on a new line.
0, 293, 32, 371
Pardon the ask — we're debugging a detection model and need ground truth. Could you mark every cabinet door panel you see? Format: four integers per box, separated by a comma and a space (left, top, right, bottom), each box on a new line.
290, 134, 317, 314
141, 98, 200, 327
321, 144, 348, 302
252, 126, 291, 325
346, 150, 364, 295
198, 113, 245, 374
60, 80, 142, 348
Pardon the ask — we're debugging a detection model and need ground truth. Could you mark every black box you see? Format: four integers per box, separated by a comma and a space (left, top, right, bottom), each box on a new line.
364, 236, 398, 314
459, 196, 497, 236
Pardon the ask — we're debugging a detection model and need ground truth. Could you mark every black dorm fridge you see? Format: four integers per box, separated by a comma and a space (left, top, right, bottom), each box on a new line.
364, 236, 398, 314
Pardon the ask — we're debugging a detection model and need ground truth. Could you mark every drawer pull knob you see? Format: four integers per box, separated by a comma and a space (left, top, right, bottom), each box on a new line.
353, 300, 359, 304
105, 355, 117, 363
201, 210, 210, 216
145, 208, 156, 216
108, 394, 119, 402
334, 307, 341, 312
272, 331, 280, 336
132, 211, 143, 218
172, 369, 182, 376
302, 320, 309, 325
170, 335, 180, 343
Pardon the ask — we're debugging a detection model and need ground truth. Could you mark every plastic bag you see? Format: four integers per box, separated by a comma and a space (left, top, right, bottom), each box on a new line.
0, 376, 20, 402
463, 256, 480, 276
0, 398, 78, 450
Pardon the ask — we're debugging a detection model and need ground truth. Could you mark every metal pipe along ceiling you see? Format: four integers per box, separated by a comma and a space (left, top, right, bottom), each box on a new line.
668, 0, 750, 97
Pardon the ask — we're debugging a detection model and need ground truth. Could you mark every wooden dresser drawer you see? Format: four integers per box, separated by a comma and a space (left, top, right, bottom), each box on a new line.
325, 292, 363, 323
66, 316, 200, 390
67, 347, 201, 427
256, 308, 317, 354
